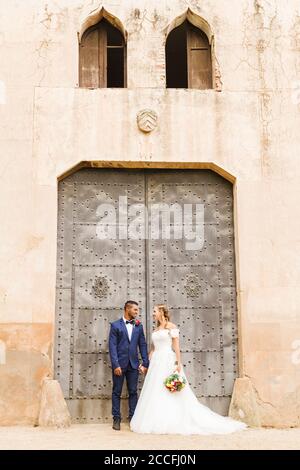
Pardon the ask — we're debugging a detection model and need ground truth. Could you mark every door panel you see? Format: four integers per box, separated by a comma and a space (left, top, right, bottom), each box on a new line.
55, 169, 146, 421
146, 170, 237, 414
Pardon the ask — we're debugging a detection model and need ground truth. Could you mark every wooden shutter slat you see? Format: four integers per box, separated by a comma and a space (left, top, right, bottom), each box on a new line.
98, 24, 107, 88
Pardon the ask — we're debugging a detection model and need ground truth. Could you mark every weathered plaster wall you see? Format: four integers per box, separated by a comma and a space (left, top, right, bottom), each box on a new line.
1, 0, 300, 426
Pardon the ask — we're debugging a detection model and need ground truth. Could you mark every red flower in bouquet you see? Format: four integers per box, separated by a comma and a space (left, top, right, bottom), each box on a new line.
164, 373, 186, 392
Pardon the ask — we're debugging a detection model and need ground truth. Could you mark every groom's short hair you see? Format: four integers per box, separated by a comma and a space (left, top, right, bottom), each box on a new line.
124, 300, 138, 310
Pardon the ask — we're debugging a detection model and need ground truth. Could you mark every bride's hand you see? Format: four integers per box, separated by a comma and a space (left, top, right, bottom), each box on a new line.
174, 364, 182, 373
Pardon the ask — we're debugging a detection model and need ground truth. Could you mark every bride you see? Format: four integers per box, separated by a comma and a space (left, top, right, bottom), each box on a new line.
130, 304, 247, 435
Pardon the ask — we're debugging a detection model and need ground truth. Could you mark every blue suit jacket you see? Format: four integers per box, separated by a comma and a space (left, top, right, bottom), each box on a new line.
109, 318, 149, 370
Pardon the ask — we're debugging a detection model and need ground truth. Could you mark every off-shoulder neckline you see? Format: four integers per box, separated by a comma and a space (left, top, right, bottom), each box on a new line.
153, 327, 179, 332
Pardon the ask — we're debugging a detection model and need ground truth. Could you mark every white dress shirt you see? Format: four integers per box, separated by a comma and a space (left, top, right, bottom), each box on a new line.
123, 316, 134, 341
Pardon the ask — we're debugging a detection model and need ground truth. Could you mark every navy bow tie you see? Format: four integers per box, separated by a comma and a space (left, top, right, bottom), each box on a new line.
126, 320, 135, 325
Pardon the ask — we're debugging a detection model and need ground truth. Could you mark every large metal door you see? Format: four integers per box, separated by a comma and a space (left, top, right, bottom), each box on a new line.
55, 168, 238, 421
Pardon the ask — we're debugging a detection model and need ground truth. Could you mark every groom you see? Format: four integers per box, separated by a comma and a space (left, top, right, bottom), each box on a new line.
108, 300, 149, 430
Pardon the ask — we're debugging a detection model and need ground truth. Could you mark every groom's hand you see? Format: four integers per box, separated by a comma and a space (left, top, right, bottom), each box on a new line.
114, 367, 122, 376
139, 365, 148, 375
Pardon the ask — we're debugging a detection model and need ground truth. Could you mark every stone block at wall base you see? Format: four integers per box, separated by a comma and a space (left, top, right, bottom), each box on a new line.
38, 379, 71, 428
229, 377, 261, 427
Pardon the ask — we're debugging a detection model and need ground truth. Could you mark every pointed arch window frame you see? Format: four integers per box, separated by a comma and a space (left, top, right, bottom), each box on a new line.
164, 9, 222, 91
78, 7, 127, 89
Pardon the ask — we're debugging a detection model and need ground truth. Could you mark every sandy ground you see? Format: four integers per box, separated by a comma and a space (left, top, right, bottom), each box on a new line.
0, 424, 299, 450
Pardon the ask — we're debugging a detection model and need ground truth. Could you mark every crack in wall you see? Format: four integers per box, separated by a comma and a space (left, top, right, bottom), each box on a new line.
179, 0, 203, 13
245, 374, 276, 410
125, 8, 167, 37
239, 0, 286, 177
35, 2, 68, 86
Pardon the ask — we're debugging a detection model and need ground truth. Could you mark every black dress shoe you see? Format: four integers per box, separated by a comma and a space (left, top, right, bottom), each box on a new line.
112, 418, 121, 431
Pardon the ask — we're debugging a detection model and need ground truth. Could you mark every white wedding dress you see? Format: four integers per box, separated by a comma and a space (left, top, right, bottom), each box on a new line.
130, 328, 247, 435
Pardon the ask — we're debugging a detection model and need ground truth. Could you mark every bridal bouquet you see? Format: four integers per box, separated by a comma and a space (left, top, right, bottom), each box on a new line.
164, 373, 186, 393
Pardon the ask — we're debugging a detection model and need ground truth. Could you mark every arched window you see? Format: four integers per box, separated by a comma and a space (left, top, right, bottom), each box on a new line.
79, 18, 126, 88
166, 20, 212, 89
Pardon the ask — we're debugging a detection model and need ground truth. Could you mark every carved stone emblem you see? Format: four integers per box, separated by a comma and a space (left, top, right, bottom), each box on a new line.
137, 109, 158, 133
184, 274, 201, 298
92, 276, 110, 299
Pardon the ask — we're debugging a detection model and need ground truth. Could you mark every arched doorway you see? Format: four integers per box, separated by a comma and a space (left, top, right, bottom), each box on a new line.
55, 168, 238, 421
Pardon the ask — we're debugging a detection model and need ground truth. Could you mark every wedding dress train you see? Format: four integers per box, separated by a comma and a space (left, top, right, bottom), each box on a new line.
130, 328, 247, 435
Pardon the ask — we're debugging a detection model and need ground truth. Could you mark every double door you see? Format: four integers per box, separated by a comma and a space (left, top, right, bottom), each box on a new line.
55, 168, 238, 421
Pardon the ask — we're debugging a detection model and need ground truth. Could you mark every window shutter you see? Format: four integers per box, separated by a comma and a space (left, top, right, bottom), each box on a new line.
79, 19, 126, 89
79, 27, 100, 88
187, 23, 212, 89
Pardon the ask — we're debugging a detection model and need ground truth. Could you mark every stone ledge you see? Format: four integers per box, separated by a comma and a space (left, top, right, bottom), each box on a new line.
229, 377, 261, 427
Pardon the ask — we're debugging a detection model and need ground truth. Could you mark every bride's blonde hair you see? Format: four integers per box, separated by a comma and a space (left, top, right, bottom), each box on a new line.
155, 304, 170, 328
